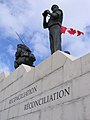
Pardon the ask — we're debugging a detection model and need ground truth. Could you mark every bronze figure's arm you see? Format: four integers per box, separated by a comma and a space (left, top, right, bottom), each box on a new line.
42, 10, 48, 28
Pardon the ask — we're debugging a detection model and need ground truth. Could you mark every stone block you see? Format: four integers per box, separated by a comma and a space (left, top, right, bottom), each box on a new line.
34, 56, 52, 81
63, 102, 75, 120
0, 109, 9, 120
52, 51, 76, 72
52, 105, 63, 120
42, 67, 63, 92
10, 118, 19, 120
2, 76, 12, 91
3, 68, 34, 101
73, 72, 90, 99
3, 84, 13, 100
0, 92, 2, 102
0, 91, 4, 102
0, 102, 2, 111
52, 51, 66, 71
0, 72, 9, 82
64, 58, 82, 82
83, 95, 90, 120
63, 100, 84, 120
0, 72, 9, 92
16, 116, 24, 120
2, 64, 31, 91
81, 53, 90, 74
8, 104, 20, 119
15, 64, 32, 82
74, 100, 84, 120
22, 67, 34, 89
3, 99, 10, 110
40, 108, 52, 120
0, 82, 3, 93
24, 111, 40, 120
12, 77, 23, 96
1, 100, 6, 110
62, 52, 76, 60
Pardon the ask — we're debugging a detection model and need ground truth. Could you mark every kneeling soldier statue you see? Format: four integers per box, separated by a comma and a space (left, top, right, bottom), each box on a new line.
14, 44, 36, 69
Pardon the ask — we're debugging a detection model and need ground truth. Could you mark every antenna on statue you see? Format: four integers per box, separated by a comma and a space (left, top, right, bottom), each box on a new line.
15, 31, 25, 45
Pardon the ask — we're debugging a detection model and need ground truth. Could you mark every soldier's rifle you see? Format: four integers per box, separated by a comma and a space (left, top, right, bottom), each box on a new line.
15, 31, 25, 45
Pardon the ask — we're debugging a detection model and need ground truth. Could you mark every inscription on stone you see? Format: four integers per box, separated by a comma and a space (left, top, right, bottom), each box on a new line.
24, 86, 70, 111
9, 85, 37, 104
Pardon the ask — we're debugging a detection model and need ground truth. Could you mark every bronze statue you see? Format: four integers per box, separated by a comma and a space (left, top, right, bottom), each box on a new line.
42, 4, 63, 54
14, 44, 36, 69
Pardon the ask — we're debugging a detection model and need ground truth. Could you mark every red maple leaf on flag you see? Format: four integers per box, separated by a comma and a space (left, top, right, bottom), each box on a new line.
61, 26, 67, 34
67, 28, 76, 35
61, 26, 84, 36
77, 30, 84, 36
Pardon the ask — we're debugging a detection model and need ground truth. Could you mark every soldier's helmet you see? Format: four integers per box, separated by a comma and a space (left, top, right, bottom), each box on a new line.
17, 44, 31, 52
51, 4, 59, 11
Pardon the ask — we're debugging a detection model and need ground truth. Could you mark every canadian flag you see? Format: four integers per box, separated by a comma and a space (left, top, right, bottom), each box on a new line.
61, 26, 84, 36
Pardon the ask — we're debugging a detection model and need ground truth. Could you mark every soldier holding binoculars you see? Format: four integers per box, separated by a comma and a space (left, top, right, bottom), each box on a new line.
42, 4, 63, 54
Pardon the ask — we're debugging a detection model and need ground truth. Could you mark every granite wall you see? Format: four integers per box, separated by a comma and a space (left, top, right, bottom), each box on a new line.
0, 51, 90, 120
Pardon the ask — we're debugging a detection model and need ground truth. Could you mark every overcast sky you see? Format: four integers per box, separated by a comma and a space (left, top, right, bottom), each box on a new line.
0, 0, 90, 72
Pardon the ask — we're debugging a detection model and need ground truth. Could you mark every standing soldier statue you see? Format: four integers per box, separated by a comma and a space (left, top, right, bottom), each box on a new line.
14, 44, 36, 69
42, 4, 63, 54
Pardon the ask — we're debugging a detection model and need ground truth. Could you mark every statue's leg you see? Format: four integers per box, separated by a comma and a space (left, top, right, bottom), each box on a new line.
52, 25, 62, 52
49, 28, 54, 54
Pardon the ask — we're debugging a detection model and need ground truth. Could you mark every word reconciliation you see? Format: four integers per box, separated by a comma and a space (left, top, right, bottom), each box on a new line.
24, 86, 70, 110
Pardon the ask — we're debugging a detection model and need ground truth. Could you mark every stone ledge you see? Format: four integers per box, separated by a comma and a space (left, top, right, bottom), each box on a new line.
1, 64, 32, 91
0, 72, 9, 82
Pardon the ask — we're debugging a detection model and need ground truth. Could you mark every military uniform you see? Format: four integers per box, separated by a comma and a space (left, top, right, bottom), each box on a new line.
43, 5, 63, 54
14, 44, 36, 69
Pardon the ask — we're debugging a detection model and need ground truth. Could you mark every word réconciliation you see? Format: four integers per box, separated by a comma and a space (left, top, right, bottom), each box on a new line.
24, 86, 70, 110
9, 85, 37, 104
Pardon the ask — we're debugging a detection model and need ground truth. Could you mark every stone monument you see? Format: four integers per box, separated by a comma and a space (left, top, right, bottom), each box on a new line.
0, 51, 90, 120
